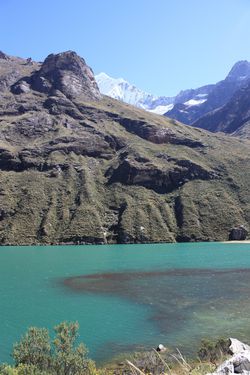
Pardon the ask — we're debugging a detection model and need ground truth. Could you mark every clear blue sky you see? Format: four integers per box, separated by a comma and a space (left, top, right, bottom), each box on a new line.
1, 0, 250, 96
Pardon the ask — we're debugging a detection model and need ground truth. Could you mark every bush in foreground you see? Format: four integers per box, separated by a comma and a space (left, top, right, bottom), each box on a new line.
0, 321, 102, 375
0, 326, 232, 374
197, 337, 230, 363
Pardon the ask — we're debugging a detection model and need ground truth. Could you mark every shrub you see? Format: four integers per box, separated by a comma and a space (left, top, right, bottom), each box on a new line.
10, 321, 98, 375
197, 337, 230, 363
53, 321, 95, 375
13, 328, 51, 371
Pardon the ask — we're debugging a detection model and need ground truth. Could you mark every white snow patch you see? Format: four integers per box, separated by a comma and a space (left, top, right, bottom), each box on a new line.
149, 104, 174, 115
184, 98, 207, 107
238, 75, 248, 80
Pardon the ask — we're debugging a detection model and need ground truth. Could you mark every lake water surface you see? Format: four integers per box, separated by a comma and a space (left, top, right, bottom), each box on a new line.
1, 242, 250, 364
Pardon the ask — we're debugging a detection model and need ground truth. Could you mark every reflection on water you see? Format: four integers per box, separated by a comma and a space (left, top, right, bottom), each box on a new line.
62, 267, 250, 356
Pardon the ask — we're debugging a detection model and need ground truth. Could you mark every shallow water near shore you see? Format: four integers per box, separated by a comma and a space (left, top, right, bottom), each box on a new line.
0, 242, 250, 364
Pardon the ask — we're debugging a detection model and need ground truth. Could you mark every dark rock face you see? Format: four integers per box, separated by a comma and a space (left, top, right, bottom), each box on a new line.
194, 82, 250, 137
226, 60, 250, 81
233, 358, 250, 373
31, 51, 101, 100
11, 79, 31, 94
107, 157, 216, 194
165, 102, 204, 126
174, 84, 214, 105
106, 114, 204, 147
229, 226, 248, 241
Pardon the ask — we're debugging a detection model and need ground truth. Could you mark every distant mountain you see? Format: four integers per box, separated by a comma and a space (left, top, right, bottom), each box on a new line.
166, 61, 250, 127
96, 62, 250, 139
95, 72, 174, 115
194, 80, 250, 138
95, 72, 217, 118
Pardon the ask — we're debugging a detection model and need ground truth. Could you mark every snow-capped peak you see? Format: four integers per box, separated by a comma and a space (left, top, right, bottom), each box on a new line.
95, 72, 174, 114
96, 72, 155, 106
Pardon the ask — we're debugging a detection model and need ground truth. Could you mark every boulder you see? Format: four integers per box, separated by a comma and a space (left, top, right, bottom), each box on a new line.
229, 338, 250, 355
11, 80, 31, 94
207, 339, 250, 374
233, 355, 250, 373
156, 344, 166, 352
229, 226, 248, 241
26, 57, 33, 65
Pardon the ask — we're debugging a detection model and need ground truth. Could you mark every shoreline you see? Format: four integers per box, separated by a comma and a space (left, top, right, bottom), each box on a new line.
221, 240, 250, 244
1, 239, 250, 247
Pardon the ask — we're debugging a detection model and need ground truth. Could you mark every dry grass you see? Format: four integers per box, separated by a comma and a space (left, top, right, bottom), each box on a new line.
125, 348, 215, 375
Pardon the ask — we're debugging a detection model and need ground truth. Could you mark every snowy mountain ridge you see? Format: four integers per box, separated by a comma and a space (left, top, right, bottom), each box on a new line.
96, 60, 250, 119
95, 72, 174, 115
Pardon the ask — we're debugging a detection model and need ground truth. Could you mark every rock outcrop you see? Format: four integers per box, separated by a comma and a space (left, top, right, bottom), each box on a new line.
208, 338, 250, 374
229, 226, 248, 241
106, 156, 216, 194
31, 51, 101, 100
0, 51, 9, 60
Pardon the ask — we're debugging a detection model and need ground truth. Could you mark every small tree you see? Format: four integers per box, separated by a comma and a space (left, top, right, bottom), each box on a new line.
12, 327, 51, 371
53, 321, 95, 375
11, 322, 98, 375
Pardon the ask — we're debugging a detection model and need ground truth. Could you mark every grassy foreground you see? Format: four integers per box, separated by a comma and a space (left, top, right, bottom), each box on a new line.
0, 321, 231, 375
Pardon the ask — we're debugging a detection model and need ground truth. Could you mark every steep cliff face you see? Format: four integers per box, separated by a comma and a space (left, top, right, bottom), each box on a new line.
0, 51, 249, 245
30, 51, 101, 100
166, 61, 250, 131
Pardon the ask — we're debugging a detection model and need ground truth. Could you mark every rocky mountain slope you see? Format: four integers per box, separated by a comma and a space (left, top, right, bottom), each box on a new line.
166, 61, 250, 128
0, 51, 249, 245
194, 81, 250, 138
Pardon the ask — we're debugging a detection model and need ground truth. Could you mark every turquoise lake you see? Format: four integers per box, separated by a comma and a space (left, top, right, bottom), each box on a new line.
1, 242, 250, 364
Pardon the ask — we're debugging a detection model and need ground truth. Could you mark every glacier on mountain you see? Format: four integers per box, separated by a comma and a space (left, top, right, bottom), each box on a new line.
96, 60, 250, 123
95, 72, 174, 114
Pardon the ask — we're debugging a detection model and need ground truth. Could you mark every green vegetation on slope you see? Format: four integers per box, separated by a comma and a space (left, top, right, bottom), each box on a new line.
0, 52, 249, 245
